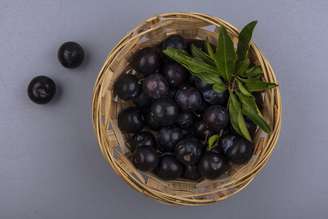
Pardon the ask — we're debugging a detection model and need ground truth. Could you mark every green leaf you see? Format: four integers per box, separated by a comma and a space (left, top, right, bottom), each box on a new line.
237, 109, 252, 141
216, 26, 237, 81
212, 82, 226, 93
163, 47, 221, 77
237, 80, 252, 96
239, 78, 277, 92
205, 40, 215, 60
236, 91, 271, 133
207, 134, 220, 151
191, 44, 215, 66
241, 65, 263, 78
228, 92, 251, 141
237, 21, 257, 61
236, 58, 250, 75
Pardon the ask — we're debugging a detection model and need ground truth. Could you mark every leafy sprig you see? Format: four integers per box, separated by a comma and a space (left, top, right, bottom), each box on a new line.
163, 21, 278, 142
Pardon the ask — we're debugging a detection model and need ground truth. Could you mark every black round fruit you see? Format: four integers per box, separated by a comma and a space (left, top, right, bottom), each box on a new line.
158, 126, 184, 152
155, 155, 183, 180
198, 152, 229, 179
175, 138, 203, 165
183, 165, 201, 181
27, 76, 56, 104
118, 107, 144, 133
245, 118, 257, 136
143, 73, 169, 99
133, 91, 152, 108
132, 147, 159, 172
175, 86, 204, 112
145, 111, 161, 130
114, 74, 141, 100
177, 112, 195, 129
162, 35, 187, 51
220, 135, 254, 164
149, 98, 179, 127
161, 62, 188, 87
193, 76, 210, 90
132, 47, 161, 76
194, 121, 214, 141
203, 105, 229, 132
168, 88, 177, 99
201, 88, 228, 105
131, 131, 156, 149
57, 42, 84, 68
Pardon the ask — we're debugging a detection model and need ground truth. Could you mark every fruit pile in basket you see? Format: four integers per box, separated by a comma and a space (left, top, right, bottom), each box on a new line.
114, 21, 277, 181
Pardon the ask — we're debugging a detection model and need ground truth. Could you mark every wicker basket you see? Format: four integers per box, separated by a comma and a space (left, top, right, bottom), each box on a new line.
92, 12, 281, 206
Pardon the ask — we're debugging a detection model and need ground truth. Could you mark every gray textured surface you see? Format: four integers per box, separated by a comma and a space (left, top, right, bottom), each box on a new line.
1, 0, 327, 218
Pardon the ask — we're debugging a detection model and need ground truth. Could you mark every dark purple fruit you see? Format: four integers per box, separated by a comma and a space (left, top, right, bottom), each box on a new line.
198, 152, 229, 179
118, 107, 144, 133
183, 165, 201, 180
201, 88, 228, 105
168, 88, 177, 99
145, 112, 161, 130
175, 86, 204, 112
132, 47, 160, 76
193, 76, 210, 90
149, 98, 179, 127
175, 138, 203, 165
133, 91, 152, 108
155, 155, 183, 180
161, 62, 188, 87
181, 128, 194, 137
114, 74, 140, 100
143, 73, 169, 99
58, 42, 84, 68
162, 35, 187, 51
245, 118, 257, 136
131, 131, 156, 149
203, 105, 229, 132
177, 112, 195, 129
194, 121, 214, 142
27, 76, 56, 104
158, 126, 184, 152
220, 135, 254, 164
132, 147, 159, 171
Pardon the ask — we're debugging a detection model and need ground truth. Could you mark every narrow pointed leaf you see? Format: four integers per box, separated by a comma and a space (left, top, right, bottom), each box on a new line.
240, 65, 263, 78
191, 44, 215, 65
213, 82, 226, 93
237, 110, 252, 141
237, 21, 257, 61
237, 80, 252, 96
239, 78, 277, 92
236, 58, 250, 75
229, 92, 251, 140
207, 134, 220, 151
216, 26, 236, 81
163, 48, 218, 76
205, 40, 215, 60
228, 93, 242, 135
236, 91, 271, 133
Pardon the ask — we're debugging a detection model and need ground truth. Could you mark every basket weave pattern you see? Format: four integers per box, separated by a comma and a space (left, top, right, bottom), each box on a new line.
92, 12, 281, 205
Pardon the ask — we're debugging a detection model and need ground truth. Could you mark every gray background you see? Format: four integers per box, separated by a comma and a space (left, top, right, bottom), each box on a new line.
1, 0, 327, 218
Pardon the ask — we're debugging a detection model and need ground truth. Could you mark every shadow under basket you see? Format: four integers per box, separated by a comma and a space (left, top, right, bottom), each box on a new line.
92, 12, 282, 206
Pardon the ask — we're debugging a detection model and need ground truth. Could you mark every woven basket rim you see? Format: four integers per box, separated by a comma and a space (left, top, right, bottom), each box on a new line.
92, 12, 282, 206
